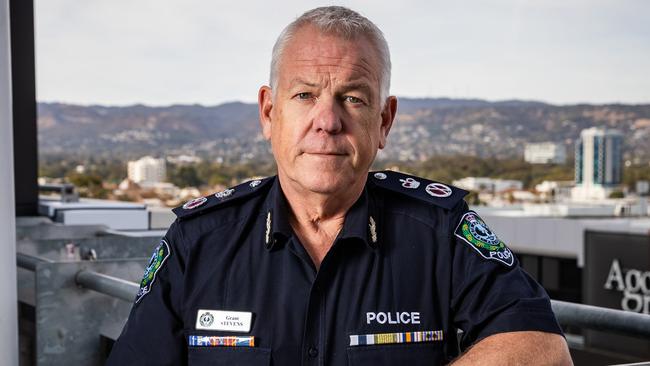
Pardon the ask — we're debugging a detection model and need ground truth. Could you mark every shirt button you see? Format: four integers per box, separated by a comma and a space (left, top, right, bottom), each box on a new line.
308, 347, 318, 358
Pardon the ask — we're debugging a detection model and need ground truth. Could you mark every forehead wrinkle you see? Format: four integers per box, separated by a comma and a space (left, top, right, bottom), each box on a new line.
283, 48, 380, 95
288, 77, 319, 88
293, 57, 374, 76
289, 62, 376, 86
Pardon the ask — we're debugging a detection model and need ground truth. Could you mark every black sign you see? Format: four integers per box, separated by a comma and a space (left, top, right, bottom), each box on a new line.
584, 230, 650, 357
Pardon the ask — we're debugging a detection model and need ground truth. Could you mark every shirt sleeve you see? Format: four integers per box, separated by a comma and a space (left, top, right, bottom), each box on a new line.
106, 220, 187, 365
448, 201, 563, 350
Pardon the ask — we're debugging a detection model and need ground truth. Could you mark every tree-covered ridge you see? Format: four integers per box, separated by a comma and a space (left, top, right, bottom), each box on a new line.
37, 99, 650, 164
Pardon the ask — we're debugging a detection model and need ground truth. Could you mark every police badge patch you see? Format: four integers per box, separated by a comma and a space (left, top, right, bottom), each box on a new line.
135, 239, 171, 303
454, 211, 514, 266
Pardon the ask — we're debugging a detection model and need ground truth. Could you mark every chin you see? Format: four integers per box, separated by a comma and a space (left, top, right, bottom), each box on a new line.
294, 169, 355, 194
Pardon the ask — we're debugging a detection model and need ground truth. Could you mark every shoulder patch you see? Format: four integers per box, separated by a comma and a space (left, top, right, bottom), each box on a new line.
173, 177, 273, 220
454, 211, 514, 266
369, 170, 468, 210
136, 239, 170, 303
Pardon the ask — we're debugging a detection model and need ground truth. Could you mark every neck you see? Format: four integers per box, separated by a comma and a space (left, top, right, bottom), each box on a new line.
282, 180, 364, 220
278, 173, 366, 268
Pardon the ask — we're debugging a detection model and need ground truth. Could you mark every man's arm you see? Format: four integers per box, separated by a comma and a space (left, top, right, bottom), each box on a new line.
451, 331, 573, 366
107, 223, 187, 365
447, 204, 568, 362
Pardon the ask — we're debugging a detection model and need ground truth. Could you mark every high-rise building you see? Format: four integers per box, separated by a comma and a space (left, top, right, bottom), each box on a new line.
127, 156, 166, 185
524, 142, 566, 164
572, 128, 624, 200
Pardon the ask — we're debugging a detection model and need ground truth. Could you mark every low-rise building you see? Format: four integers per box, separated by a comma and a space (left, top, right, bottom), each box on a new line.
535, 180, 574, 201
524, 142, 567, 164
453, 177, 523, 192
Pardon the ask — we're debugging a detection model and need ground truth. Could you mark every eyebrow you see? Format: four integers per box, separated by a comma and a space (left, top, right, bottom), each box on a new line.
338, 82, 373, 96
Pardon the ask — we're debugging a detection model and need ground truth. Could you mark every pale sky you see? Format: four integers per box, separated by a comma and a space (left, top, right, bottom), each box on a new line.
35, 0, 650, 106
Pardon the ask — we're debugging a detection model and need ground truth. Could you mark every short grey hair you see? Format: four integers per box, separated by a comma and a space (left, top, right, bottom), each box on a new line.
270, 6, 391, 103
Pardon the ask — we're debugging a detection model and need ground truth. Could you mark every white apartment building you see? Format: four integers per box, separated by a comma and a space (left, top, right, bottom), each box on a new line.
524, 142, 567, 164
127, 156, 166, 185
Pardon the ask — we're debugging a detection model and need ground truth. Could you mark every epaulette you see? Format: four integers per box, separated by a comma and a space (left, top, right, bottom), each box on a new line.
369, 170, 468, 210
172, 177, 274, 220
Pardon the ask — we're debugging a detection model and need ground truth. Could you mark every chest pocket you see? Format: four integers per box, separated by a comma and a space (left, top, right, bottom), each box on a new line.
188, 347, 271, 366
347, 342, 443, 365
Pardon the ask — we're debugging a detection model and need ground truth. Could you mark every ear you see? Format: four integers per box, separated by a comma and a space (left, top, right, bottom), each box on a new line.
258, 86, 273, 140
378, 96, 397, 149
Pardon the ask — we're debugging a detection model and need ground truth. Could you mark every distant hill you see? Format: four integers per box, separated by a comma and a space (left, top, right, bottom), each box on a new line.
37, 98, 650, 163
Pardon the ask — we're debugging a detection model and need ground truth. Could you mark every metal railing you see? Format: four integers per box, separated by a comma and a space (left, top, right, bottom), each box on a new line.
17, 252, 53, 271
16, 253, 650, 339
552, 300, 650, 339
17, 252, 137, 302
76, 270, 139, 302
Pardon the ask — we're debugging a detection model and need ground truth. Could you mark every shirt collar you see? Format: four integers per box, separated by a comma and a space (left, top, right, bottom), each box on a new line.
337, 187, 376, 247
262, 177, 293, 249
262, 176, 379, 250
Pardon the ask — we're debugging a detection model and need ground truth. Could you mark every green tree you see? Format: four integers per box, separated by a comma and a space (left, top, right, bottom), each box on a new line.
168, 165, 202, 188
66, 172, 108, 198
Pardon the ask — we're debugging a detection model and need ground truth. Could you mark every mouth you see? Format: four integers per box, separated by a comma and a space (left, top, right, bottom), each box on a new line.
303, 151, 347, 156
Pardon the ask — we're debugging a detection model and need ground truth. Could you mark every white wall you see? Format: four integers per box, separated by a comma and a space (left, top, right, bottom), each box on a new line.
0, 0, 19, 364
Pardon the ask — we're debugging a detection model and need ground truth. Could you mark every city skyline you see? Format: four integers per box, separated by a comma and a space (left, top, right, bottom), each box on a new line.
35, 0, 650, 106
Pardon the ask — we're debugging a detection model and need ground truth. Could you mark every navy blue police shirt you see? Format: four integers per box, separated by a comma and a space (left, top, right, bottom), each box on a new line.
107, 170, 562, 366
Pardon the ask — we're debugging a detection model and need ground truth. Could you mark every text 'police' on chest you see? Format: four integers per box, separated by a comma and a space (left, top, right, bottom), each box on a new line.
366, 312, 421, 325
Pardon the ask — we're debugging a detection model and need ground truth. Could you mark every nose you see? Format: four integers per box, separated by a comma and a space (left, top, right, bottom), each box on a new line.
312, 97, 343, 134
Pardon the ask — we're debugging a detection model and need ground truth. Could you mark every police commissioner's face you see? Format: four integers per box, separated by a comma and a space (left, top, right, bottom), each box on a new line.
259, 25, 395, 196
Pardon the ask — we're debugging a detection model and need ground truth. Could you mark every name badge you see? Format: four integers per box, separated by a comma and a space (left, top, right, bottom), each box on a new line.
196, 309, 253, 332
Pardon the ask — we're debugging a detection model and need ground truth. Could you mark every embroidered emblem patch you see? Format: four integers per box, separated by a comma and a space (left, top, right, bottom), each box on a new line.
400, 177, 420, 189
454, 211, 514, 266
215, 188, 234, 199
249, 180, 262, 188
183, 197, 207, 210
368, 216, 378, 243
135, 239, 170, 303
374, 172, 387, 180
425, 183, 452, 198
265, 211, 272, 245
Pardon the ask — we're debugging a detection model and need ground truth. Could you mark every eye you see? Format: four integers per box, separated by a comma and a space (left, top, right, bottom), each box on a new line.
295, 92, 313, 100
344, 95, 364, 105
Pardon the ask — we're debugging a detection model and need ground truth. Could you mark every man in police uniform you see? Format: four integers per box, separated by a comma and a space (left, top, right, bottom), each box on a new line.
108, 6, 572, 365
